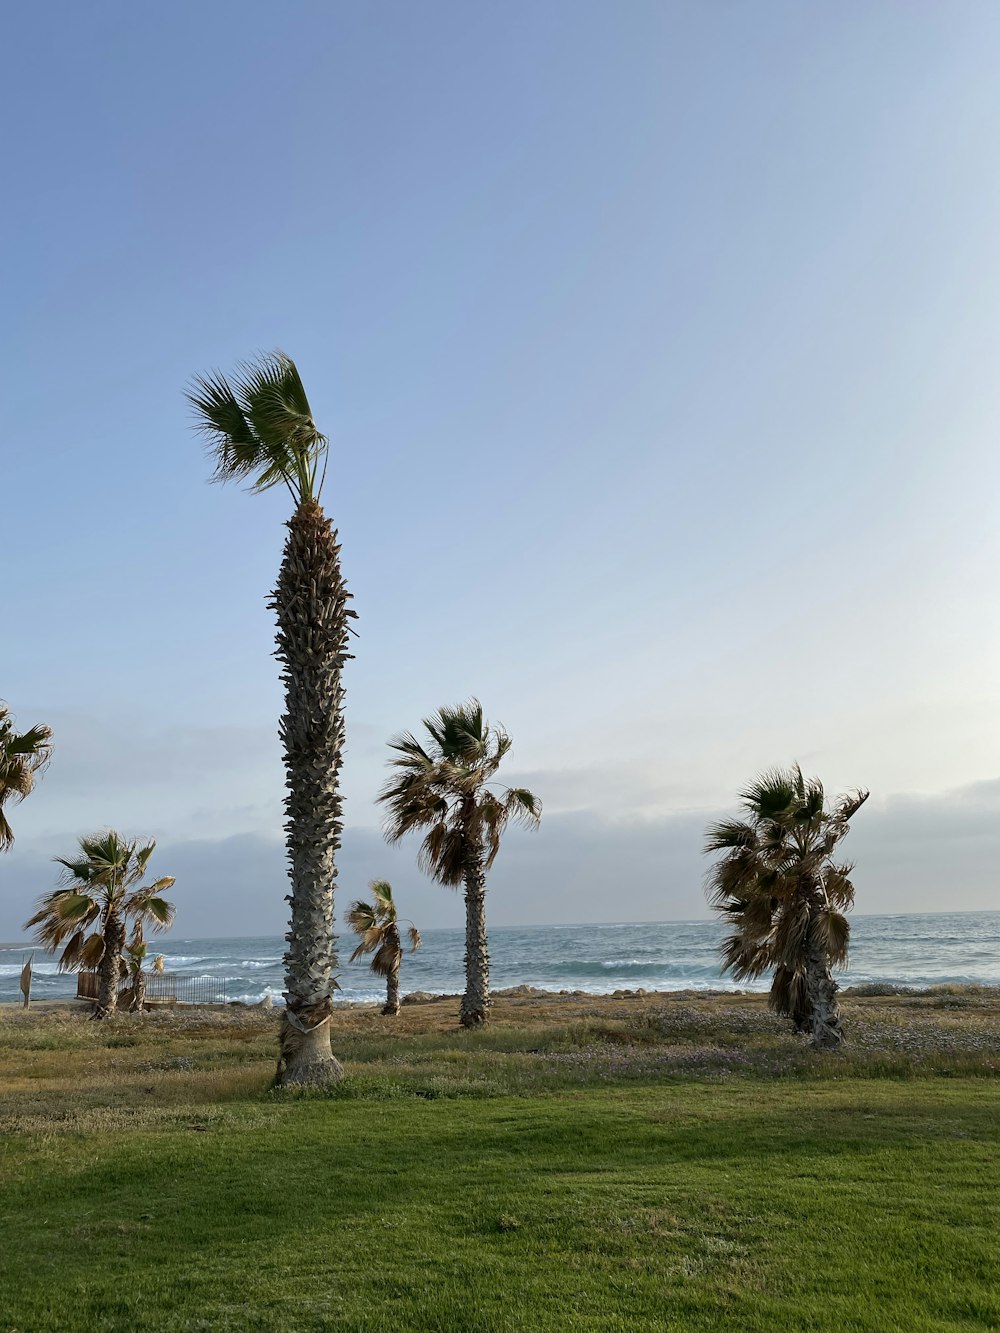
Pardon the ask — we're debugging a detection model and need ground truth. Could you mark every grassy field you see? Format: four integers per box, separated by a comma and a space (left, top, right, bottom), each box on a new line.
1, 989, 998, 1332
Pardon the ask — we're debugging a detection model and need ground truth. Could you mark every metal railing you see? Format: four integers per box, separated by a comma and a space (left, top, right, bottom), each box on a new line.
76, 971, 229, 1006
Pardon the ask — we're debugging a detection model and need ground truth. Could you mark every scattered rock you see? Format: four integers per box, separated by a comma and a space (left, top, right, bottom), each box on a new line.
401, 991, 458, 1005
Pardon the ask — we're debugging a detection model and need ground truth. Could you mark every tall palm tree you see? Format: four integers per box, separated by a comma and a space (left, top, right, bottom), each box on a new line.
378, 700, 540, 1028
25, 831, 176, 1018
704, 765, 869, 1050
346, 880, 422, 1016
0, 703, 52, 851
188, 351, 354, 1085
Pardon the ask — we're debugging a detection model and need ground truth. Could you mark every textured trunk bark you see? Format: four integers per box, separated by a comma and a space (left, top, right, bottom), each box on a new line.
460, 848, 490, 1028
383, 961, 400, 1016
804, 941, 842, 1050
95, 915, 125, 1019
272, 501, 351, 1087
131, 972, 146, 1013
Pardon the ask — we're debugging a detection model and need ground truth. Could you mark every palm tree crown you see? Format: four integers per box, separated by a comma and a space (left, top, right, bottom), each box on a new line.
379, 700, 541, 883
187, 350, 328, 504
25, 831, 175, 993
0, 704, 53, 851
705, 765, 868, 1047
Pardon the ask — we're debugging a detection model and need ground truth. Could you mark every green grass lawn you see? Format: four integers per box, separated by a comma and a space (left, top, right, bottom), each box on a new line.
1, 992, 998, 1332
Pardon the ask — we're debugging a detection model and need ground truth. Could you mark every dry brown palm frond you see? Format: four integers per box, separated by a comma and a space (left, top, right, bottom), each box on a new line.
370, 936, 400, 979
812, 908, 851, 966
769, 965, 810, 1024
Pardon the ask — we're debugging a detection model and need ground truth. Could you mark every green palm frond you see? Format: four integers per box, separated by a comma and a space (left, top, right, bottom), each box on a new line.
0, 705, 53, 851
346, 901, 379, 935
503, 787, 543, 826
188, 351, 327, 504
704, 819, 758, 854
739, 768, 799, 821
369, 880, 395, 912
129, 895, 176, 930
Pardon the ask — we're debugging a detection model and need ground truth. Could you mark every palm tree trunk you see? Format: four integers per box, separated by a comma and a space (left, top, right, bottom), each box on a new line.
272, 500, 351, 1086
131, 971, 146, 1013
804, 942, 842, 1050
95, 914, 125, 1019
460, 848, 490, 1028
383, 960, 401, 1016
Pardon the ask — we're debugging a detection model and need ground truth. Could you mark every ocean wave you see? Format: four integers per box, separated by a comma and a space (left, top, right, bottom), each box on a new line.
538, 960, 721, 979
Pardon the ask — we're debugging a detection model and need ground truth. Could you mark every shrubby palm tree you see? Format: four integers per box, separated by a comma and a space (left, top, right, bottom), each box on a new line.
123, 925, 150, 1012
346, 880, 422, 1016
0, 704, 52, 851
188, 351, 354, 1085
379, 701, 540, 1027
704, 765, 868, 1050
26, 831, 175, 1018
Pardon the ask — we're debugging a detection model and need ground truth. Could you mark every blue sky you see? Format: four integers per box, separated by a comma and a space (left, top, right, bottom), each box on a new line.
4, 2, 1000, 936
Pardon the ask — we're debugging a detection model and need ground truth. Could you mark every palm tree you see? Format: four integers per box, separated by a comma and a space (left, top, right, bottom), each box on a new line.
25, 831, 176, 1018
704, 765, 869, 1050
378, 700, 541, 1027
188, 351, 354, 1085
123, 925, 150, 1013
346, 880, 422, 1016
0, 703, 52, 851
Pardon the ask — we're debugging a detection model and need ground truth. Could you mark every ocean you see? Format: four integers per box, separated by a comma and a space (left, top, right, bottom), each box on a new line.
2, 910, 998, 1006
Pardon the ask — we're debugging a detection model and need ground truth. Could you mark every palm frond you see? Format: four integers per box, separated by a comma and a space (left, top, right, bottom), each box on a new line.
369, 936, 401, 979
369, 880, 395, 912
188, 351, 327, 503
812, 908, 851, 966
346, 901, 378, 935
418, 821, 465, 885
739, 768, 798, 820
502, 786, 542, 828
704, 819, 758, 854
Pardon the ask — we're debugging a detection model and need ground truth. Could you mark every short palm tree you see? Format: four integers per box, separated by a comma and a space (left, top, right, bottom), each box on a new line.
378, 700, 540, 1027
25, 831, 176, 1018
0, 703, 52, 851
346, 880, 422, 1016
189, 351, 354, 1086
705, 766, 869, 1050
123, 925, 150, 1013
